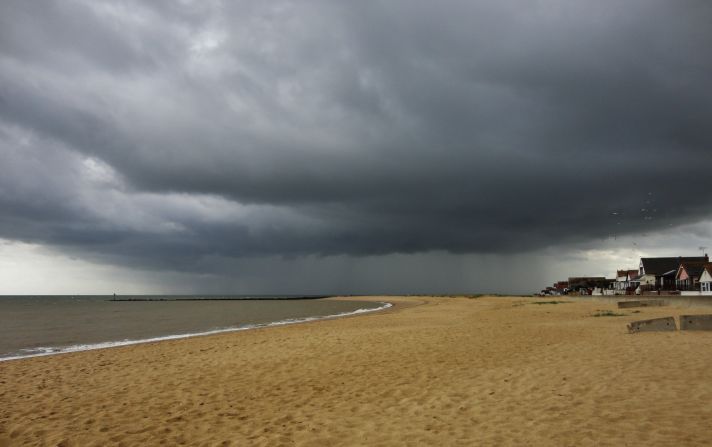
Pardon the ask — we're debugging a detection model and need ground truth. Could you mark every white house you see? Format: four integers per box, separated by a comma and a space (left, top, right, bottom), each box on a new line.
700, 264, 712, 295
614, 269, 638, 294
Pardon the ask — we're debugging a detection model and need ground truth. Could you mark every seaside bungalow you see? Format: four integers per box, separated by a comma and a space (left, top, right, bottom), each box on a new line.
700, 264, 712, 295
553, 281, 569, 293
638, 256, 709, 291
675, 261, 710, 291
626, 270, 643, 290
539, 281, 570, 296
592, 278, 616, 295
614, 269, 639, 294
568, 276, 608, 295
627, 273, 642, 293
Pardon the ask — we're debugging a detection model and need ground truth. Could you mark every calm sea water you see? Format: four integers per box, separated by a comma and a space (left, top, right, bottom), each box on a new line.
0, 296, 388, 361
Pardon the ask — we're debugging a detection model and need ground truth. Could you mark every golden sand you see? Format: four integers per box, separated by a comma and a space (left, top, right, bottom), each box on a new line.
2, 296, 712, 446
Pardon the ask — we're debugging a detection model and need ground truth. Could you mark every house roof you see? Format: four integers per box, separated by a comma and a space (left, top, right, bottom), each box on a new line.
702, 263, 712, 279
678, 261, 710, 278
640, 256, 708, 275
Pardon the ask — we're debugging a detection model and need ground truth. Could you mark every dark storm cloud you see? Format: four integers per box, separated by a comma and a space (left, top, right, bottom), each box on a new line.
1, 0, 712, 272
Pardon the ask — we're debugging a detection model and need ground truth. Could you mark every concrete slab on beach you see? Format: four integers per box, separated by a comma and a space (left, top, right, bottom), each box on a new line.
680, 314, 712, 331
627, 316, 677, 333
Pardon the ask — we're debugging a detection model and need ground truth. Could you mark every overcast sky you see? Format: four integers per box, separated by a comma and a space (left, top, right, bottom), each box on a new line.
1, 0, 711, 295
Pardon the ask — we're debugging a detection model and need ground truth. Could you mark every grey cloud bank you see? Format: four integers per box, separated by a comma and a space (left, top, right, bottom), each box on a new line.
1, 1, 711, 293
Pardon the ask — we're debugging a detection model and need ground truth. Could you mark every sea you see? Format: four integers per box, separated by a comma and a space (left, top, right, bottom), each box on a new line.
0, 295, 389, 361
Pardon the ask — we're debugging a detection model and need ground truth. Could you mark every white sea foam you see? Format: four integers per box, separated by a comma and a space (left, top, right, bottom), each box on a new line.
0, 302, 392, 362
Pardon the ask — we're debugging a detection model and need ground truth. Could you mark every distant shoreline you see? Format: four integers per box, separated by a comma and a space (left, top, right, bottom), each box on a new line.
0, 297, 389, 362
108, 295, 332, 301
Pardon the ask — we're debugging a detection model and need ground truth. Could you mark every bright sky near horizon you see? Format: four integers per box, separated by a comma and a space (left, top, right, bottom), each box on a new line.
1, 1, 711, 294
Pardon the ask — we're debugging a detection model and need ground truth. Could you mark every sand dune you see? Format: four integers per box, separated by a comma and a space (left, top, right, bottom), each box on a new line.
2, 296, 712, 446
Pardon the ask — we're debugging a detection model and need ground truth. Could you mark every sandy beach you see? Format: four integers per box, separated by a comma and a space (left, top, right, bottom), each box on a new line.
2, 295, 712, 446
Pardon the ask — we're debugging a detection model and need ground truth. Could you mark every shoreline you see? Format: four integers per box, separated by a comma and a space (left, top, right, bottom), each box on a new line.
0, 299, 395, 363
3, 295, 712, 446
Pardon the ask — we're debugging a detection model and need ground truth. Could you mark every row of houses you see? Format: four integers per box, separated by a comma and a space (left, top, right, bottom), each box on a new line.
541, 254, 712, 296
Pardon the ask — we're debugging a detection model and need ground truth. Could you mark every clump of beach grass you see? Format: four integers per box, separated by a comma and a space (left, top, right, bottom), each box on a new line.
593, 310, 627, 317
428, 294, 485, 299
531, 300, 569, 305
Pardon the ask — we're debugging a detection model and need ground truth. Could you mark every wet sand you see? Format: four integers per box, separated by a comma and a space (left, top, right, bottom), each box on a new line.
2, 295, 712, 446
